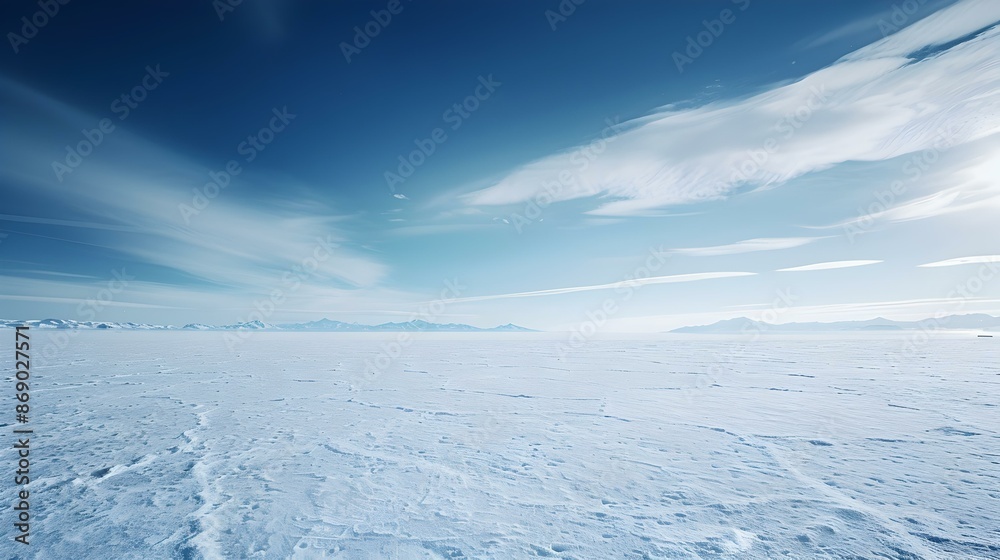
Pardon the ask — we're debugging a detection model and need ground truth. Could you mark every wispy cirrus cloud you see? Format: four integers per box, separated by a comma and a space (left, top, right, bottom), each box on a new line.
463, 0, 1000, 217
777, 260, 882, 272
0, 213, 143, 232
839, 0, 997, 62
828, 190, 962, 229
810, 141, 1000, 232
671, 236, 823, 257
0, 76, 388, 296
442, 271, 757, 304
918, 255, 1000, 267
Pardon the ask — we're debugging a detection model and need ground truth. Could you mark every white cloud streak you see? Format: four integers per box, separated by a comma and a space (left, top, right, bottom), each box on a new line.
0, 213, 143, 232
443, 271, 757, 304
672, 237, 822, 257
777, 260, 882, 272
918, 255, 1000, 267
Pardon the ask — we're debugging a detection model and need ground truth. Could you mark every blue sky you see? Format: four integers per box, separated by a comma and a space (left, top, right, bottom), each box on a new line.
1, 0, 999, 330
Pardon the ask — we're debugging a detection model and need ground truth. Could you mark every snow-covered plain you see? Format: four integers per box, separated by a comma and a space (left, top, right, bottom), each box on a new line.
4, 332, 998, 559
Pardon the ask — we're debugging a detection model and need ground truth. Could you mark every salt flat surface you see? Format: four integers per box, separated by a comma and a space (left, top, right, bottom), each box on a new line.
3, 332, 998, 559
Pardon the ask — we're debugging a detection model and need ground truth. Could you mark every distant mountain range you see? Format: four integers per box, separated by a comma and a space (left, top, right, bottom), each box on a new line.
671, 314, 1000, 333
0, 318, 537, 332
6, 314, 997, 334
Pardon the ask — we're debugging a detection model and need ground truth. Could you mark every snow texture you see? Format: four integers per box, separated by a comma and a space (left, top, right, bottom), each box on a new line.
2, 332, 997, 559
